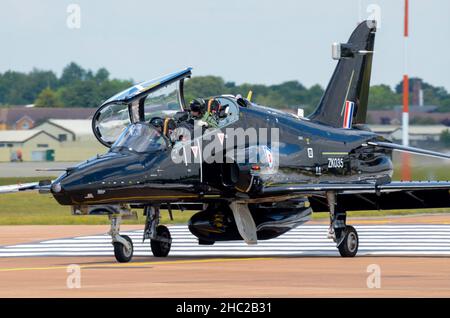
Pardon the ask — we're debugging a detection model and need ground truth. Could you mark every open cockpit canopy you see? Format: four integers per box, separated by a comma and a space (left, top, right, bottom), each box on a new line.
92, 68, 192, 147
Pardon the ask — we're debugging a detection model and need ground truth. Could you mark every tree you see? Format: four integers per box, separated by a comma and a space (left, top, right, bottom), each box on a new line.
305, 84, 324, 112
95, 68, 110, 83
34, 87, 62, 107
97, 78, 132, 104
184, 76, 226, 102
394, 77, 450, 111
368, 84, 401, 109
59, 62, 86, 86
58, 80, 99, 107
0, 71, 29, 104
24, 69, 59, 102
1, 63, 449, 112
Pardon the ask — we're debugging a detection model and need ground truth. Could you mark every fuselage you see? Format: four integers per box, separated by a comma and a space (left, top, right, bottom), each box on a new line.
51, 100, 393, 206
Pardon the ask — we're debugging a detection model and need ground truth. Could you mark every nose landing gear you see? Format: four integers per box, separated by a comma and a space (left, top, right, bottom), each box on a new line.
113, 235, 134, 262
109, 214, 134, 263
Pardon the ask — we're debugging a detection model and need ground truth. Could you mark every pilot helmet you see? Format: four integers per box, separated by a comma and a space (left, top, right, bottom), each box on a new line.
149, 117, 164, 131
189, 98, 206, 114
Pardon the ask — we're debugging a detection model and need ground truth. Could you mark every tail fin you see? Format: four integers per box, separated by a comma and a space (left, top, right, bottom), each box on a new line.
309, 20, 376, 128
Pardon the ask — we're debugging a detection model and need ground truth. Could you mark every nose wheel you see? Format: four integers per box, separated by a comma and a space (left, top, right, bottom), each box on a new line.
109, 215, 134, 263
113, 235, 134, 262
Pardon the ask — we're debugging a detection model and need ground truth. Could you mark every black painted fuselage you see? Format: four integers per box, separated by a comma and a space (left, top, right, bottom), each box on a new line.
51, 100, 392, 207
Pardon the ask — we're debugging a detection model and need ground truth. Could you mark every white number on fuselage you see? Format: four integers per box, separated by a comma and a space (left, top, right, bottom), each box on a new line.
327, 158, 344, 169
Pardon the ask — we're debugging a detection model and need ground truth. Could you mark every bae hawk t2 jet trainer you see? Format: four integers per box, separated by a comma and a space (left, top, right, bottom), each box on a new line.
3, 20, 450, 262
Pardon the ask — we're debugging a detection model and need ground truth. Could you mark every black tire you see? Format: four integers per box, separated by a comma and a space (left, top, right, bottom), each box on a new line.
338, 225, 359, 257
198, 239, 215, 245
113, 235, 133, 263
151, 225, 172, 257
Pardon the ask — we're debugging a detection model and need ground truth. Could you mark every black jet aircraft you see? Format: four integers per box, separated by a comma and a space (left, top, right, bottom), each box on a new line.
3, 20, 450, 262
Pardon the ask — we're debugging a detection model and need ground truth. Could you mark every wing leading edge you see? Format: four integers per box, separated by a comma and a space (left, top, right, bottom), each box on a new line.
0, 182, 41, 194
0, 180, 52, 194
367, 141, 450, 160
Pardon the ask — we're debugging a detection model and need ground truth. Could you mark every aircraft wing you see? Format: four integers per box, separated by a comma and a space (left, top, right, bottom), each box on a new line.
260, 181, 450, 212
0, 182, 41, 194
366, 141, 450, 160
0, 181, 52, 194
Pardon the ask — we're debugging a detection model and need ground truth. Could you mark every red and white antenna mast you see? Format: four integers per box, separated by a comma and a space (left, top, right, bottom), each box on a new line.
401, 0, 411, 181
402, 0, 409, 146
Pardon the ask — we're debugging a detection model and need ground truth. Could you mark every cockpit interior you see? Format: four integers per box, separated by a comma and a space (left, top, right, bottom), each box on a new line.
92, 68, 240, 154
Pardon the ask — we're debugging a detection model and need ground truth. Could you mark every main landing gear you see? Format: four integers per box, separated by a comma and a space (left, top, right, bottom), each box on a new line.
144, 205, 172, 257
326, 192, 359, 257
109, 205, 172, 263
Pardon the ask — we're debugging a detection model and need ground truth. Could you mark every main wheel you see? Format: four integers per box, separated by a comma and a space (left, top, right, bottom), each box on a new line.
198, 239, 215, 245
338, 225, 359, 257
113, 235, 133, 263
151, 225, 172, 257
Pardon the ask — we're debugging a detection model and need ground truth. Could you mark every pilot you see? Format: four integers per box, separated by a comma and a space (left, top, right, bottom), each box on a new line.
149, 117, 164, 133
189, 98, 218, 129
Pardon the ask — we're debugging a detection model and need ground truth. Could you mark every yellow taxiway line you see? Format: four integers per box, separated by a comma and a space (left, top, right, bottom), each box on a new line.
0, 257, 273, 273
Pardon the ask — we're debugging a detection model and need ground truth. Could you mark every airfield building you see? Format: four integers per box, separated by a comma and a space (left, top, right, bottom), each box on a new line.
0, 119, 106, 162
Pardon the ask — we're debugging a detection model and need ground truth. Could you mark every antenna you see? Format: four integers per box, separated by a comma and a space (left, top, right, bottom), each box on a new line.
402, 0, 409, 147
402, 0, 411, 181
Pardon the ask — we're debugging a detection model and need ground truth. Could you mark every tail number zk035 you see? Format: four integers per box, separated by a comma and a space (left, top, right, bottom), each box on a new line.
328, 157, 344, 169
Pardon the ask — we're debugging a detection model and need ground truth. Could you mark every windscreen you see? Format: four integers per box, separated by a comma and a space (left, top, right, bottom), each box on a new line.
111, 123, 166, 153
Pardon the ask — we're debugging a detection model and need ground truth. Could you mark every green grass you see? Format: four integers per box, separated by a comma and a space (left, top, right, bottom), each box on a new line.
393, 164, 450, 181
392, 154, 450, 181
0, 176, 54, 186
0, 192, 195, 225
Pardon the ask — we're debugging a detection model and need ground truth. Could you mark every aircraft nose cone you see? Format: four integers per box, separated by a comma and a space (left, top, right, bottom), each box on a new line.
51, 152, 144, 205
51, 182, 62, 193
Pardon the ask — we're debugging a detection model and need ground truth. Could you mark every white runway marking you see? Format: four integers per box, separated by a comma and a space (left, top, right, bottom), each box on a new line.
1, 225, 450, 257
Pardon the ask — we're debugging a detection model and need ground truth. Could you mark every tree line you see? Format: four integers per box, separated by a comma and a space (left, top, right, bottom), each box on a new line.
1, 62, 450, 113
0, 62, 132, 108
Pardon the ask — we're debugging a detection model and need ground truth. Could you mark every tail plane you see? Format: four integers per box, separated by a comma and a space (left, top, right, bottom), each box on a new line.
309, 20, 377, 128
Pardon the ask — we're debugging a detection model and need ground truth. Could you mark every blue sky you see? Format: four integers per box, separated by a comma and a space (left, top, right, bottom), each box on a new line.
1, 0, 449, 90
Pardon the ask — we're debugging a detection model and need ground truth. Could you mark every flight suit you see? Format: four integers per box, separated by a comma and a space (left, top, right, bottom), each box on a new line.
200, 112, 219, 128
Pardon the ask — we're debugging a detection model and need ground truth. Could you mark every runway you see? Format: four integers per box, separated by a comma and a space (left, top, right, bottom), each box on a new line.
1, 224, 450, 257
0, 219, 450, 297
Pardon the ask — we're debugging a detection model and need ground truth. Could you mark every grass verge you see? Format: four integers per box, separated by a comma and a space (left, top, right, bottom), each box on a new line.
0, 192, 194, 225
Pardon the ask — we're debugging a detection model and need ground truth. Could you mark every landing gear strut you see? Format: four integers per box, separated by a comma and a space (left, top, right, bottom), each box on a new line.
109, 214, 134, 263
144, 205, 172, 257
327, 192, 359, 257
